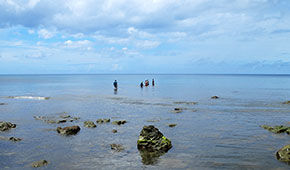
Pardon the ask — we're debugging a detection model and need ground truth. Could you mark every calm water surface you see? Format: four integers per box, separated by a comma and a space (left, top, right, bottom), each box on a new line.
0, 74, 290, 170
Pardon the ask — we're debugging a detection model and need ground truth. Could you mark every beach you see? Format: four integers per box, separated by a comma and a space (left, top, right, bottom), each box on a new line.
1, 74, 290, 169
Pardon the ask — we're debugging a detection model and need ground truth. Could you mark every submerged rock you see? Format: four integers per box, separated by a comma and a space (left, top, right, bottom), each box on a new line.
31, 160, 49, 168
112, 120, 127, 125
57, 119, 67, 124
0, 103, 7, 105
211, 96, 219, 99
283, 101, 290, 104
96, 118, 110, 124
110, 144, 124, 151
261, 125, 290, 134
9, 137, 22, 142
0, 122, 16, 131
173, 101, 197, 105
276, 144, 290, 162
168, 124, 177, 127
112, 129, 118, 133
84, 121, 96, 128
137, 125, 172, 165
57, 126, 80, 135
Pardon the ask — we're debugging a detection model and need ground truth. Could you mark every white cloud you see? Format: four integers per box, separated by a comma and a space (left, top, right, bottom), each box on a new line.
38, 29, 54, 39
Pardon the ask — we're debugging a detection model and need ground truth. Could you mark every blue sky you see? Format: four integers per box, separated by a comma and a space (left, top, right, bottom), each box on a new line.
0, 0, 290, 74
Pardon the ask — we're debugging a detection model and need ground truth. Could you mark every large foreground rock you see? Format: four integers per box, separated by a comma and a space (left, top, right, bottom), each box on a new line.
137, 125, 172, 165
276, 144, 290, 162
0, 122, 16, 131
57, 126, 80, 135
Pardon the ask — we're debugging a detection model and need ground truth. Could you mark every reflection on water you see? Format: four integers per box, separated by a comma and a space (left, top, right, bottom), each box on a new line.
0, 74, 290, 169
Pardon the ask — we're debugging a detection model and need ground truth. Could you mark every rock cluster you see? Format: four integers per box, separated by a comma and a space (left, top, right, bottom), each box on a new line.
112, 120, 127, 125
84, 121, 96, 128
96, 118, 110, 123
0, 121, 16, 131
57, 126, 80, 135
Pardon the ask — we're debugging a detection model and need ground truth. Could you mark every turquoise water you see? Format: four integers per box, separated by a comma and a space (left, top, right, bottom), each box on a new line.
0, 74, 290, 169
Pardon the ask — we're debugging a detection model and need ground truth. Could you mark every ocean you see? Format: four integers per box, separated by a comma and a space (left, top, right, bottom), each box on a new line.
0, 74, 290, 169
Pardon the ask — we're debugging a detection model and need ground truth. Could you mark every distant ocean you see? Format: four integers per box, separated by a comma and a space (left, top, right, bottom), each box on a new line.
1, 74, 290, 169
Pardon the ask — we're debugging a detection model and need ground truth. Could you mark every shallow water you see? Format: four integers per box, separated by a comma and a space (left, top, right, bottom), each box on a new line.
1, 74, 290, 169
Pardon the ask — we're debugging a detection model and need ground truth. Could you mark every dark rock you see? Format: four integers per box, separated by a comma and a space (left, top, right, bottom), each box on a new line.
0, 103, 7, 105
276, 144, 290, 162
0, 122, 16, 131
31, 160, 49, 168
110, 144, 124, 151
137, 125, 172, 152
168, 124, 177, 127
261, 125, 290, 134
96, 118, 110, 124
84, 121, 96, 128
137, 125, 172, 165
211, 96, 219, 99
112, 129, 118, 133
283, 101, 290, 104
57, 119, 67, 124
112, 120, 127, 125
57, 126, 80, 135
173, 108, 183, 113
9, 137, 22, 142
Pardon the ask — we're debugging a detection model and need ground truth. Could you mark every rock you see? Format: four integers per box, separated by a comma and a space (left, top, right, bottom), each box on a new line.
112, 129, 118, 133
261, 125, 290, 134
112, 120, 127, 125
57, 119, 67, 124
9, 137, 22, 142
283, 101, 290, 104
211, 96, 219, 99
60, 115, 70, 119
173, 108, 183, 113
96, 118, 110, 124
0, 103, 7, 105
110, 144, 124, 151
33, 116, 46, 120
0, 122, 16, 131
31, 160, 49, 168
44, 120, 56, 124
276, 144, 290, 162
57, 126, 80, 135
168, 124, 177, 127
84, 121, 96, 128
137, 125, 172, 152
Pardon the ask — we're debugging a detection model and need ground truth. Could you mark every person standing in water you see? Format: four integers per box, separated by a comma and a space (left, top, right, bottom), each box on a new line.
152, 79, 155, 86
140, 82, 144, 88
113, 80, 118, 90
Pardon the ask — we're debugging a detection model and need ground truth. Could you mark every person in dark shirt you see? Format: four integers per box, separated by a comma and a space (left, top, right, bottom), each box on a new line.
140, 82, 144, 88
152, 79, 155, 86
113, 80, 118, 89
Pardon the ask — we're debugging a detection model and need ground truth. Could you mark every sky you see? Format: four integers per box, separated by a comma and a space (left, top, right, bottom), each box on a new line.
0, 0, 290, 74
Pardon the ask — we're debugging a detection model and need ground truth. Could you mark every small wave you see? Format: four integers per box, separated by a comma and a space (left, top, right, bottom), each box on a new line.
7, 96, 50, 100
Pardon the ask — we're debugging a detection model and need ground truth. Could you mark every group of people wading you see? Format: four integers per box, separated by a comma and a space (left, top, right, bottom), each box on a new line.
140, 79, 154, 88
113, 79, 155, 90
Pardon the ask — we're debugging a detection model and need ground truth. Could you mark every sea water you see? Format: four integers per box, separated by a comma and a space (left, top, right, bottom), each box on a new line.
0, 74, 290, 169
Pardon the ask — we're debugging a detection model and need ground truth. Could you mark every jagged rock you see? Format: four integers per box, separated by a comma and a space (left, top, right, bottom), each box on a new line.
57, 126, 80, 135
31, 160, 49, 168
9, 137, 22, 142
137, 125, 172, 165
112, 120, 127, 125
84, 121, 96, 128
112, 129, 118, 133
96, 118, 110, 124
211, 96, 219, 99
276, 144, 290, 162
168, 124, 177, 127
283, 101, 290, 104
137, 125, 172, 152
261, 125, 290, 134
0, 122, 16, 131
110, 144, 124, 151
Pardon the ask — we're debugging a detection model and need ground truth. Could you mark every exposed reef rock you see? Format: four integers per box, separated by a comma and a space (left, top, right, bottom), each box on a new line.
110, 144, 124, 151
31, 160, 49, 168
112, 120, 127, 125
84, 121, 96, 128
57, 126, 80, 135
0, 121, 16, 131
211, 96, 219, 99
276, 144, 290, 162
261, 125, 290, 134
168, 124, 177, 127
112, 129, 118, 133
96, 118, 110, 124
